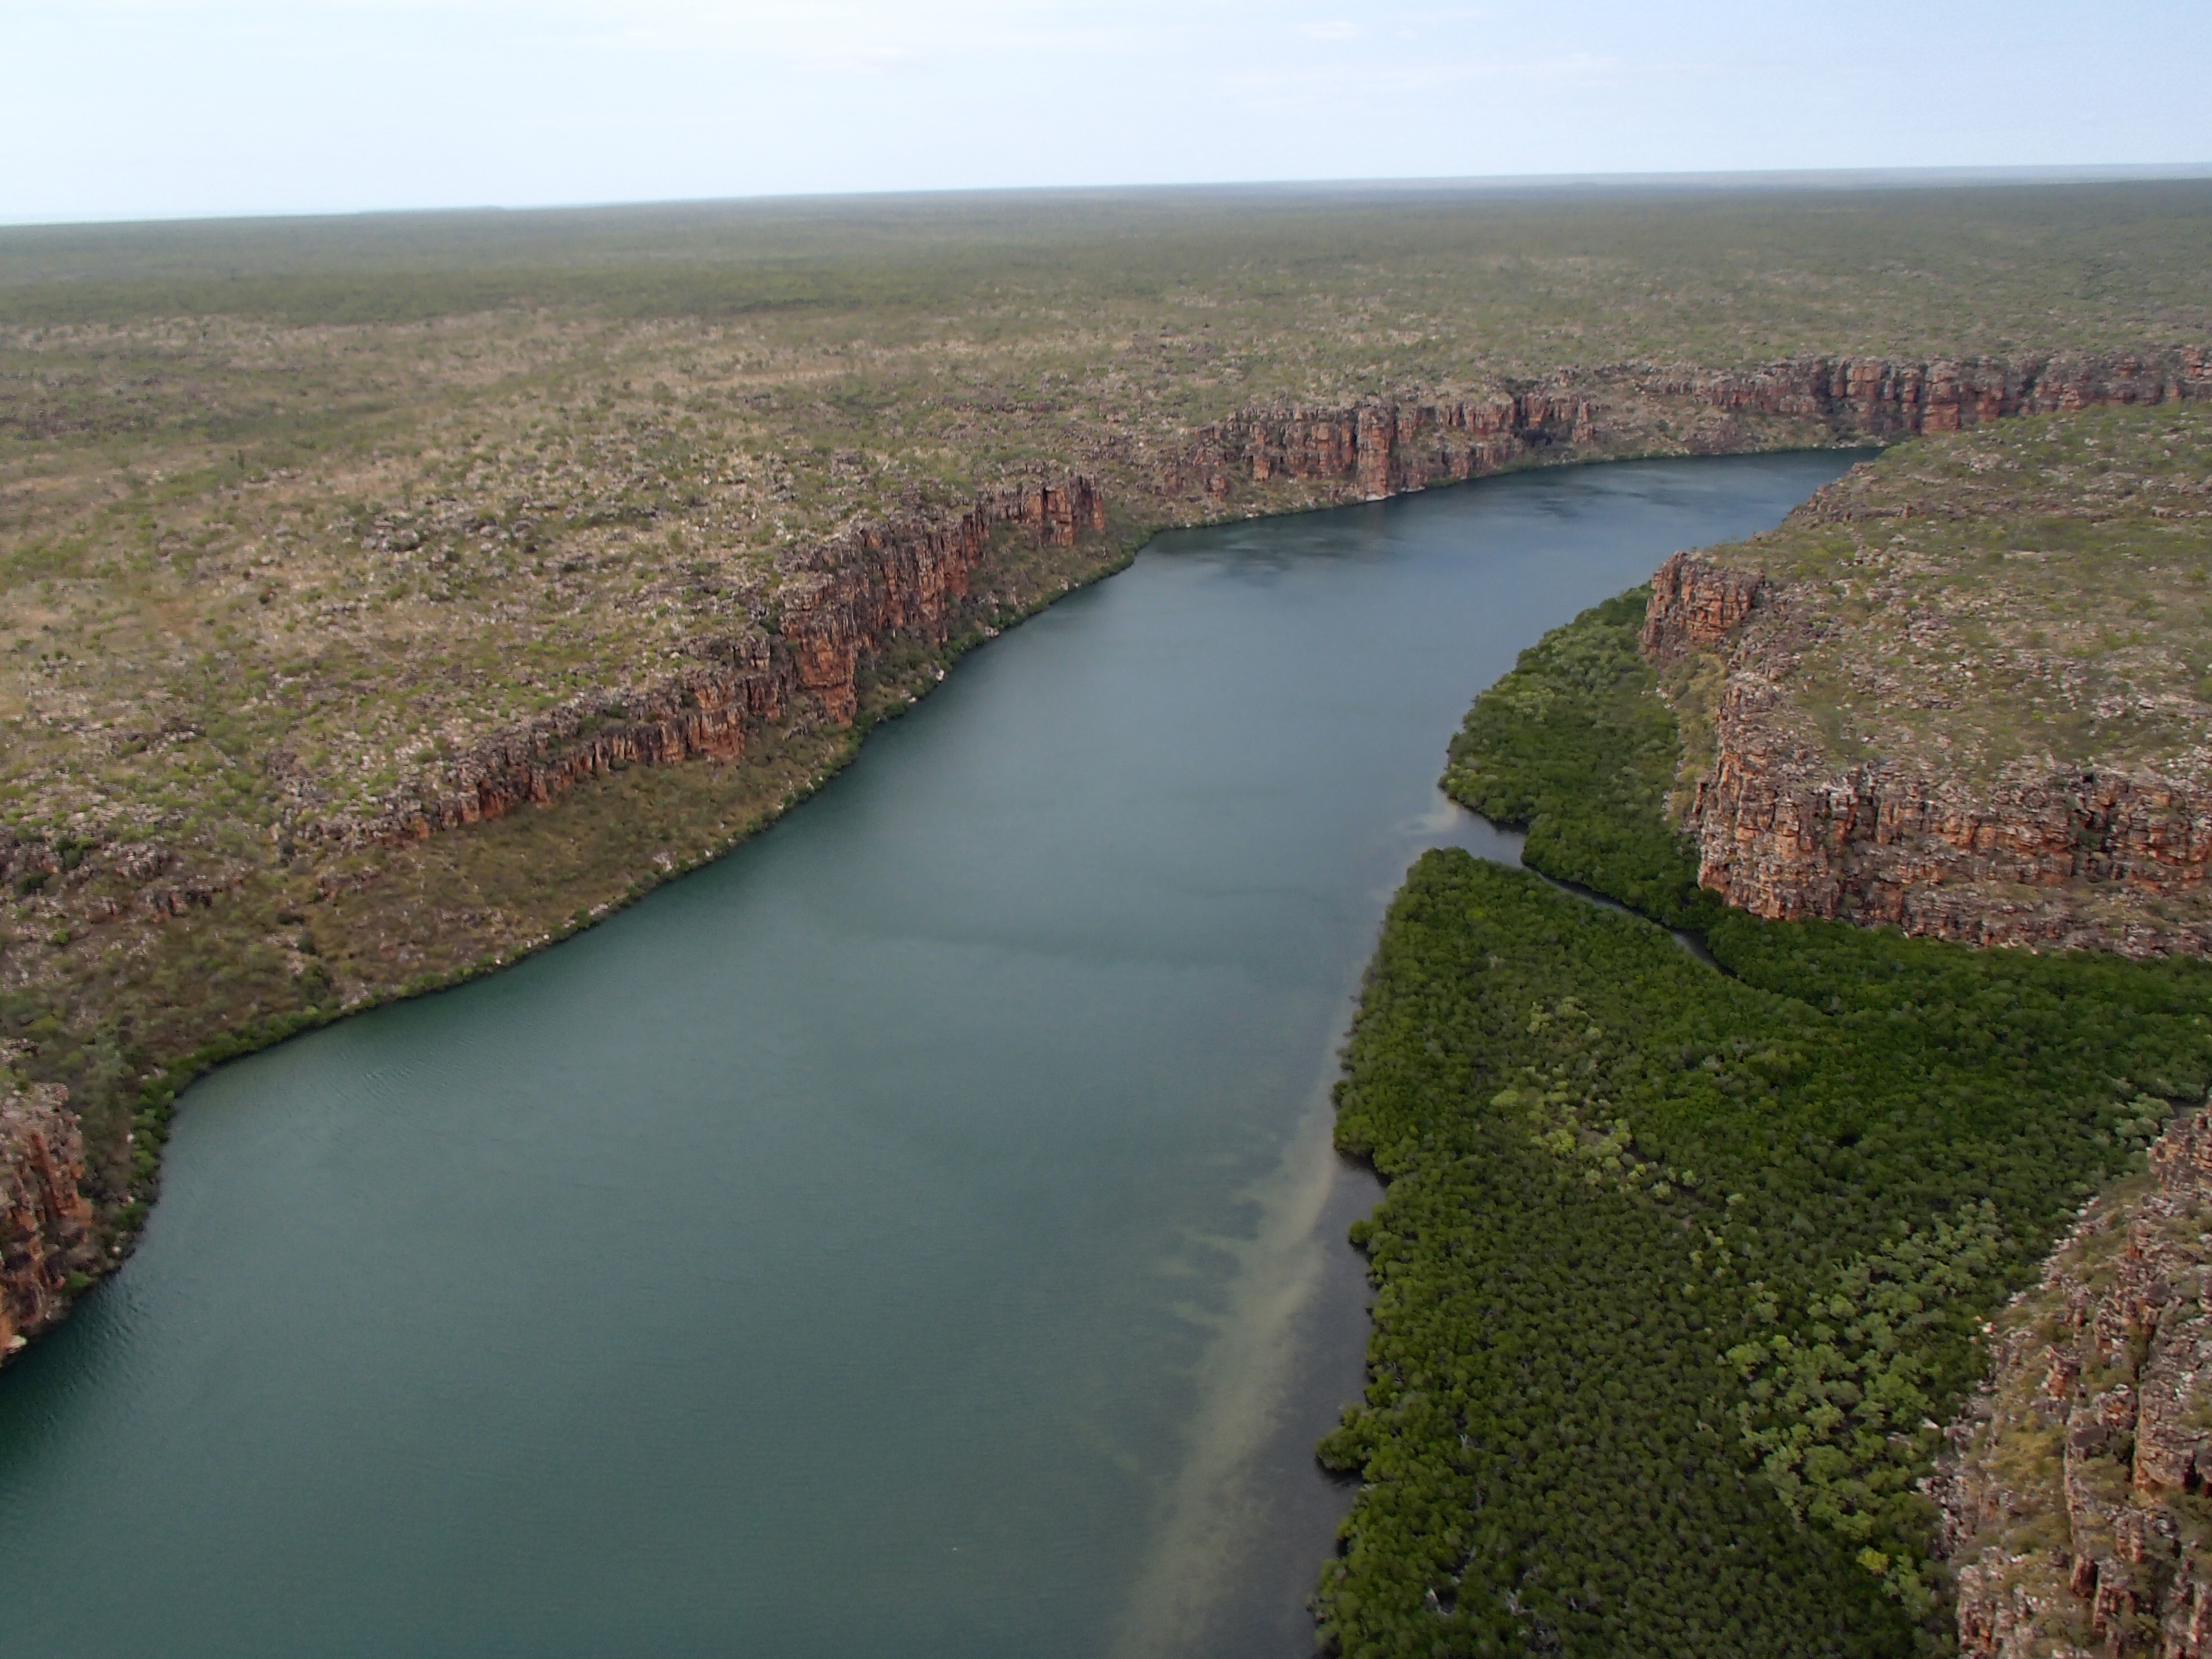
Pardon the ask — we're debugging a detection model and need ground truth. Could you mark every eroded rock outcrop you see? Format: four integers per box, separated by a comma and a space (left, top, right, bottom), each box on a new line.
1177, 349, 2211, 510
305, 477, 1105, 847
1, 1075, 95, 1356
1665, 348, 2211, 439
775, 476, 1104, 726
1937, 1105, 2212, 1657
1643, 389, 2212, 957
1686, 715, 2212, 954
1642, 554, 1765, 658
1181, 393, 1593, 501
1653, 546, 2212, 952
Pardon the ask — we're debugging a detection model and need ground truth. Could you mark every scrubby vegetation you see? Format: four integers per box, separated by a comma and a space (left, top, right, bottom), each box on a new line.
1317, 594, 2212, 1656
1441, 588, 1720, 929
1654, 404, 2212, 793
6, 179, 2212, 1320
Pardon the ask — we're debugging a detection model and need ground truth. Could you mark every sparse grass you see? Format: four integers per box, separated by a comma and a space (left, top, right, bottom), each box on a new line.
4, 178, 2211, 1286
1673, 404, 2212, 789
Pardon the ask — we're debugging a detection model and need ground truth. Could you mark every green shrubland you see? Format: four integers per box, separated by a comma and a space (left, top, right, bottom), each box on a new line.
9, 182, 2211, 1280
1317, 595, 2212, 1656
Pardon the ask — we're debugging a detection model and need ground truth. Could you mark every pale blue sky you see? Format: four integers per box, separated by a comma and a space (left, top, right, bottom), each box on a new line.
8, 0, 2210, 224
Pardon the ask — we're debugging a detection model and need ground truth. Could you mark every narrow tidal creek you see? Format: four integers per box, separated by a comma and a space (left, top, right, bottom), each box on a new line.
0, 454, 1851, 1659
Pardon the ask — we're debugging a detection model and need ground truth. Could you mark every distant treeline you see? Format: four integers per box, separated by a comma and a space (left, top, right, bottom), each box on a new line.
7, 180, 2211, 337
1316, 593, 2212, 1657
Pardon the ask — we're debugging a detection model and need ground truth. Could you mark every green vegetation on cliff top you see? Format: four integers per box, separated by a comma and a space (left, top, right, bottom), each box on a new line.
1318, 593, 2212, 1656
1661, 403, 2212, 792
4, 179, 2211, 1364
8, 180, 2201, 1261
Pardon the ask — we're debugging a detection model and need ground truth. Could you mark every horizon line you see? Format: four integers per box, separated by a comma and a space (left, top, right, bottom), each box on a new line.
8, 162, 2212, 235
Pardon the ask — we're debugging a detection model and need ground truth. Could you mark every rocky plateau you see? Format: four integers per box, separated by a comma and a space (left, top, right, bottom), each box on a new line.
1643, 390, 2212, 957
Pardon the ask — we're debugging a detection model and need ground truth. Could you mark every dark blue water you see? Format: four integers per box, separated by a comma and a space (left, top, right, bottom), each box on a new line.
0, 453, 1851, 1659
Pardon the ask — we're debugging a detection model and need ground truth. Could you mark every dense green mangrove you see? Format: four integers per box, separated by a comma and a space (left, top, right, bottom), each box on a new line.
1316, 593, 2212, 1657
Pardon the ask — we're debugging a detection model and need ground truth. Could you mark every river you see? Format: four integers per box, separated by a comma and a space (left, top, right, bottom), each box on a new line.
0, 453, 1852, 1658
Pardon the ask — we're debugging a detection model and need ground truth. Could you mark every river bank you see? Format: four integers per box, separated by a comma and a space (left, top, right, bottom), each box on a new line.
11, 334, 2211, 1347
0, 454, 1853, 1658
3, 425, 1860, 1351
1317, 573, 2212, 1655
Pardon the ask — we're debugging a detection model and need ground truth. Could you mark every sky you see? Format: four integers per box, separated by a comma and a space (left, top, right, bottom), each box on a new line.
7, 0, 2211, 225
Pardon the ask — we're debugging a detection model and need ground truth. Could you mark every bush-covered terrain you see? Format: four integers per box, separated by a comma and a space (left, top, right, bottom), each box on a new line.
8, 179, 2212, 1280
1650, 404, 2212, 794
1441, 589, 1722, 929
1316, 595, 2212, 1656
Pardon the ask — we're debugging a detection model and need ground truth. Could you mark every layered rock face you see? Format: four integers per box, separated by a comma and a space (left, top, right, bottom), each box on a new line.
1181, 392, 1594, 501
1656, 348, 2210, 439
775, 477, 1104, 726
1653, 552, 2212, 955
30, 349, 2203, 904
16, 348, 2205, 919
304, 477, 1105, 847
1, 1077, 95, 1355
1645, 392, 2212, 957
1938, 1107, 2212, 1657
1178, 349, 2210, 507
1641, 552, 1764, 658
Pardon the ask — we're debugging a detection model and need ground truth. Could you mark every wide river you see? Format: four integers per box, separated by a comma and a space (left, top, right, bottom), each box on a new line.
0, 454, 1850, 1658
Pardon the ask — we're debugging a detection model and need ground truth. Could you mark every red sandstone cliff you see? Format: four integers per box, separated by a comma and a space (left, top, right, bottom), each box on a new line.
25, 345, 2205, 903
1, 1075, 95, 1357
1636, 353, 2212, 959
1176, 348, 2211, 508
299, 476, 1105, 848
1179, 392, 1593, 501
775, 477, 1103, 727
1648, 542, 2212, 957
1642, 553, 1764, 658
14, 345, 2207, 932
1651, 348, 2210, 438
1936, 1106, 2212, 1657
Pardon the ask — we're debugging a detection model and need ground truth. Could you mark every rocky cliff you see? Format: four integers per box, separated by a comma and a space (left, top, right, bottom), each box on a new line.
1685, 687, 2212, 954
1653, 348, 2210, 439
288, 478, 1104, 850
1179, 392, 1594, 501
224, 351, 2212, 866
0, 474, 1109, 939
1936, 1105, 2212, 1657
1645, 400, 2212, 957
1654, 550, 2212, 954
1, 1074, 95, 1357
24, 348, 2202, 906
1177, 349, 2211, 508
344, 347, 2195, 861
1641, 552, 1765, 658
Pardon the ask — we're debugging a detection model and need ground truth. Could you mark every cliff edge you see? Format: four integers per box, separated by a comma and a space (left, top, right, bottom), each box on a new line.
1936, 1104, 2212, 1657
1, 1070, 95, 1355
1647, 403, 2212, 957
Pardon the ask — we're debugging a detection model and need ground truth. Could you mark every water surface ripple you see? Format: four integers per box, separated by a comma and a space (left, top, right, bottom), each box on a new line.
0, 454, 1851, 1658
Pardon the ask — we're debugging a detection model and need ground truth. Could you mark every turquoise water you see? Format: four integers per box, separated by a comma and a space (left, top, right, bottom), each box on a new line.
0, 454, 1851, 1658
